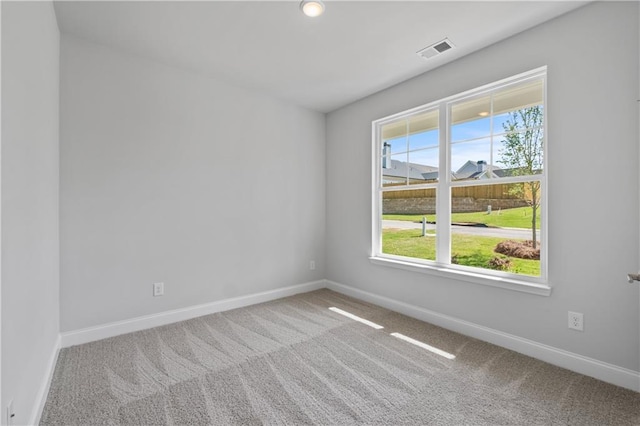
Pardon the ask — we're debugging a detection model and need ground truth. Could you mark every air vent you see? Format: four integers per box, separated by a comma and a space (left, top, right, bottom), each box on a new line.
417, 38, 455, 60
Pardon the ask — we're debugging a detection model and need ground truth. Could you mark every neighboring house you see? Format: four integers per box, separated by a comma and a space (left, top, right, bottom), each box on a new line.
382, 159, 438, 185
383, 158, 506, 184
453, 160, 506, 180
381, 142, 439, 185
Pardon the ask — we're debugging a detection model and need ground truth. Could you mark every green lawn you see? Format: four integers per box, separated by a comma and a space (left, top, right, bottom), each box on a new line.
383, 206, 540, 230
382, 229, 540, 276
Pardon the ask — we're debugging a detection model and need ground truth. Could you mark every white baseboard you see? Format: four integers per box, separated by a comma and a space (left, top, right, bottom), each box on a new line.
30, 334, 61, 426
60, 280, 325, 348
325, 280, 640, 393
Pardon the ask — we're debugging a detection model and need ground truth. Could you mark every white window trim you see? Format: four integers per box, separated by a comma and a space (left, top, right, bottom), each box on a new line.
371, 67, 549, 296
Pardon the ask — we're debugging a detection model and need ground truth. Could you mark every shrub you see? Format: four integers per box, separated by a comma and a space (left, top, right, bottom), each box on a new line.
494, 240, 540, 260
487, 256, 513, 271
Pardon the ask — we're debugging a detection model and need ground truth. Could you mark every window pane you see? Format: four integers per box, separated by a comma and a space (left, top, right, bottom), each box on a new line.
451, 138, 492, 181
382, 109, 439, 152
382, 188, 436, 261
382, 152, 408, 187
384, 136, 408, 154
409, 129, 439, 151
451, 117, 491, 142
493, 79, 543, 116
450, 182, 542, 277
493, 80, 543, 135
451, 95, 491, 142
408, 148, 439, 184
408, 110, 439, 150
381, 120, 408, 151
493, 105, 544, 134
494, 128, 544, 176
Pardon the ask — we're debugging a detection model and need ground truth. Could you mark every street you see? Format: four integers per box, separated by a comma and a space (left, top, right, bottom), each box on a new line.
382, 220, 540, 240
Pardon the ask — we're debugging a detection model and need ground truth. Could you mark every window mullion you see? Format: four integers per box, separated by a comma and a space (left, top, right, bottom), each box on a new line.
404, 119, 409, 185
436, 103, 450, 264
489, 93, 494, 178
373, 123, 382, 257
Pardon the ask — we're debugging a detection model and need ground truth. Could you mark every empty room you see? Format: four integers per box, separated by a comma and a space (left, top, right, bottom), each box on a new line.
2, 0, 639, 424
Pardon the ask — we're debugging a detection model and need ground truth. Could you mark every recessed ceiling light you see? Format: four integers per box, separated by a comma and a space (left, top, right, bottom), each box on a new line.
300, 0, 325, 17
478, 111, 489, 117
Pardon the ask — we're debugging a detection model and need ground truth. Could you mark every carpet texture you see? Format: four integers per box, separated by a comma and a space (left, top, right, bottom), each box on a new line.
41, 289, 639, 425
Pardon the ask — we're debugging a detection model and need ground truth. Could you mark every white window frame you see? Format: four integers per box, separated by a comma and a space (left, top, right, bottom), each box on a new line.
371, 67, 550, 296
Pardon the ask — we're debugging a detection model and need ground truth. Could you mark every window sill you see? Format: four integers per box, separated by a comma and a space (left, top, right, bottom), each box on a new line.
369, 256, 551, 296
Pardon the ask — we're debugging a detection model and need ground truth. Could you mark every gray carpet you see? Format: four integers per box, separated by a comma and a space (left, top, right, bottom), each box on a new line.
41, 289, 640, 425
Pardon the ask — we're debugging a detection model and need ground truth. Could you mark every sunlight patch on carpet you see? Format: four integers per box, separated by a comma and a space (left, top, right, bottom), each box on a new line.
390, 332, 456, 360
328, 307, 384, 329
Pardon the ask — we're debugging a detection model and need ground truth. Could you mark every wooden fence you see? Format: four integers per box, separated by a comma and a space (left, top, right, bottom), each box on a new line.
383, 184, 521, 200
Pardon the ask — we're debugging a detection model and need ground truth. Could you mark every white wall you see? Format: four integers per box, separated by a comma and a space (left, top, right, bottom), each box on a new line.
1, 1, 60, 424
60, 36, 326, 332
326, 2, 640, 372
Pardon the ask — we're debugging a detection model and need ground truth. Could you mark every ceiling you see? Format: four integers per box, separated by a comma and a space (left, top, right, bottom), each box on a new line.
53, 1, 587, 113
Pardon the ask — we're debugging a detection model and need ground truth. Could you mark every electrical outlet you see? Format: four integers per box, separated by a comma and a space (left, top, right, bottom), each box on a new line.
153, 282, 164, 297
309, 260, 316, 270
7, 400, 14, 426
568, 311, 584, 331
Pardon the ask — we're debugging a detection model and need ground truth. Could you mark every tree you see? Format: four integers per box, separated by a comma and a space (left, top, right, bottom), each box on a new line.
498, 106, 543, 247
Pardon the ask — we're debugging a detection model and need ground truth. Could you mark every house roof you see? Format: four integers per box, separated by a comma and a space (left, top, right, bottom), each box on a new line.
453, 160, 503, 180
383, 159, 438, 182
383, 159, 518, 182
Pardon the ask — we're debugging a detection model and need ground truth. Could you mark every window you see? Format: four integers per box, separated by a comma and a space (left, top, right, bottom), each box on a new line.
372, 68, 547, 293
